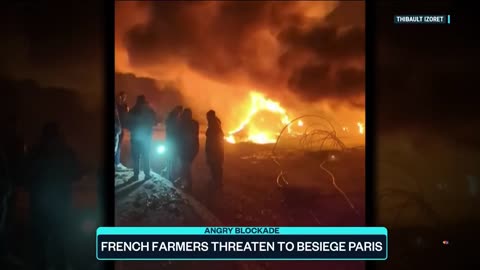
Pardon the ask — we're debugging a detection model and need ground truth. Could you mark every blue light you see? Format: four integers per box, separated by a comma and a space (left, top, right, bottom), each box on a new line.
157, 145, 166, 154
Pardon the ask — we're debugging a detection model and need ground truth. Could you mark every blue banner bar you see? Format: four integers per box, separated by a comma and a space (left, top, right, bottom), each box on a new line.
97, 226, 387, 235
96, 227, 388, 261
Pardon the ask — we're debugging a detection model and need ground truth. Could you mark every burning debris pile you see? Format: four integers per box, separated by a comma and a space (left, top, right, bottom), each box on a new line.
225, 91, 292, 144
225, 91, 365, 149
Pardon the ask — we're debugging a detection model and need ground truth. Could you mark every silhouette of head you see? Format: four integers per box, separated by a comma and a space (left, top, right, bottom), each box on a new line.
173, 105, 183, 114
41, 122, 61, 143
183, 108, 193, 120
136, 95, 147, 105
207, 110, 216, 121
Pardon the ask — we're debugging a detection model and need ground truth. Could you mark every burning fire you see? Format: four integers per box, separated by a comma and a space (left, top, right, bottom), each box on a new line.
342, 123, 364, 135
224, 91, 365, 145
357, 122, 364, 134
225, 91, 290, 144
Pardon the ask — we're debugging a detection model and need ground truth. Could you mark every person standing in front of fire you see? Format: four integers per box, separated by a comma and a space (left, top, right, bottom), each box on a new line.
205, 110, 224, 190
164, 105, 183, 181
127, 95, 158, 181
178, 108, 199, 192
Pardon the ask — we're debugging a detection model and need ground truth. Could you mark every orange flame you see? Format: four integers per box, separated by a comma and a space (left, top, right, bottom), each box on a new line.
357, 122, 364, 134
225, 91, 290, 144
224, 91, 364, 144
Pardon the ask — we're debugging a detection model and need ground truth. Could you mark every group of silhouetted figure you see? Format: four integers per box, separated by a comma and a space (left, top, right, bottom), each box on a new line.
1, 120, 82, 269
0, 91, 226, 268
115, 92, 225, 192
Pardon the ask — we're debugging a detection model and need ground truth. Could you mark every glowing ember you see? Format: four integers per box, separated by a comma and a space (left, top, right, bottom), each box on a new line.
357, 122, 364, 134
226, 91, 291, 144
225, 135, 236, 144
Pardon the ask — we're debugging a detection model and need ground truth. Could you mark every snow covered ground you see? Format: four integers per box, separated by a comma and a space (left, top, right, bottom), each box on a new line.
115, 170, 220, 226
114, 171, 247, 270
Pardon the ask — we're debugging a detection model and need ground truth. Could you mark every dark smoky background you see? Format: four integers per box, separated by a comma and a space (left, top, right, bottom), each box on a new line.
115, 1, 365, 131
1, 1, 106, 269
373, 1, 480, 269
1, 1, 105, 169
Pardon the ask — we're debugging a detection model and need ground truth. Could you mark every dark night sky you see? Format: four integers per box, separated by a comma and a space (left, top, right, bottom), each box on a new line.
0, 1, 104, 109
374, 1, 479, 146
374, 4, 480, 268
0, 1, 105, 167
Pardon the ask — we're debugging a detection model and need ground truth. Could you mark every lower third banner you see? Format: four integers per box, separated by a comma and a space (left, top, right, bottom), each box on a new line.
96, 227, 388, 260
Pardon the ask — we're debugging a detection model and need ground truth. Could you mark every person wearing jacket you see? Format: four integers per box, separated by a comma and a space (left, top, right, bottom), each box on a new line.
205, 110, 224, 190
127, 95, 157, 181
27, 122, 80, 269
178, 108, 199, 192
164, 105, 183, 181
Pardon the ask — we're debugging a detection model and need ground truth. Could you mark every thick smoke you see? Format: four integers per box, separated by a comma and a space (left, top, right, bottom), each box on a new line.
116, 1, 365, 128
117, 1, 364, 100
115, 73, 184, 120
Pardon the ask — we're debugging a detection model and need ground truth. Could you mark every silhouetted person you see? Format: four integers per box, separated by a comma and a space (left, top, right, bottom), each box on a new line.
115, 91, 129, 171
0, 118, 26, 261
0, 140, 11, 259
164, 105, 183, 181
178, 108, 199, 191
206, 110, 224, 190
114, 106, 121, 170
27, 122, 80, 270
96, 167, 106, 227
127, 95, 157, 181
0, 146, 17, 269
